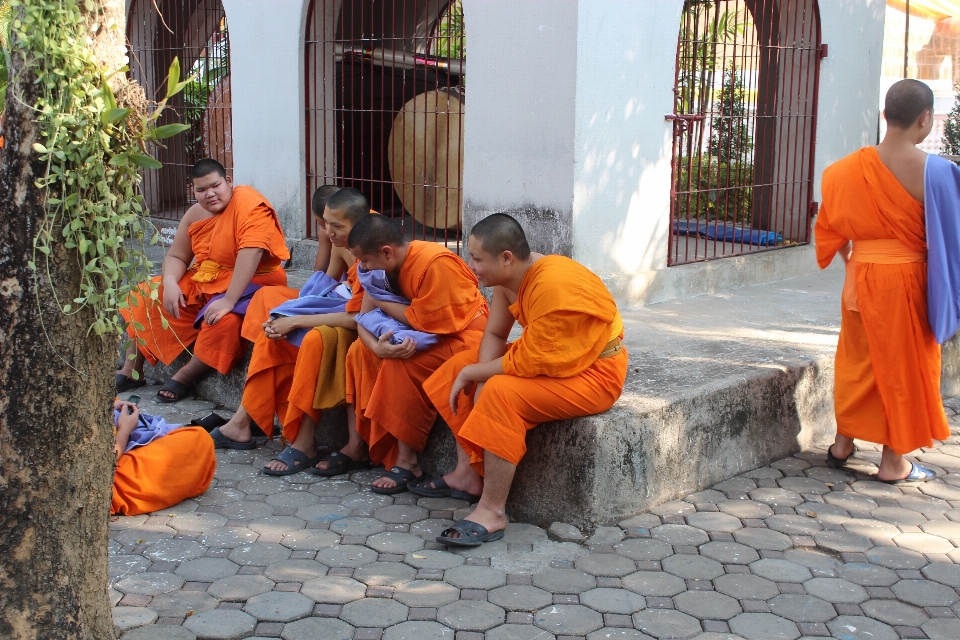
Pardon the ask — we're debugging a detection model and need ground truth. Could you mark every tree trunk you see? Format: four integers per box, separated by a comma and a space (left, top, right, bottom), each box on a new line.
0, 1, 127, 638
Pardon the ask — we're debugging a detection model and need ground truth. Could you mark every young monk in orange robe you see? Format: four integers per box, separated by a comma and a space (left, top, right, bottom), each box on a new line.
111, 400, 215, 516
420, 214, 627, 546
212, 189, 371, 475
312, 215, 488, 492
816, 79, 948, 483
117, 159, 289, 403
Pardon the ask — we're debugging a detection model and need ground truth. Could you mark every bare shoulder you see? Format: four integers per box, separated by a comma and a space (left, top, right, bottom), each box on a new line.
876, 144, 927, 204
179, 202, 214, 229
495, 285, 518, 306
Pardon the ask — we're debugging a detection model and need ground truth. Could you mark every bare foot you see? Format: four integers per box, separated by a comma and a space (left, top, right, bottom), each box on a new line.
420, 466, 484, 497
218, 420, 251, 444
314, 442, 369, 472
876, 458, 914, 482
445, 503, 507, 539
265, 444, 318, 472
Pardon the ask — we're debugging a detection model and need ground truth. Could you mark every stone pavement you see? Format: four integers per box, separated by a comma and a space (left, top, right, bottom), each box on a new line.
110, 390, 960, 640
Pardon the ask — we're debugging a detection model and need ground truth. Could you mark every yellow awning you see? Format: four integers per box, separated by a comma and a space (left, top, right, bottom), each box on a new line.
888, 0, 960, 21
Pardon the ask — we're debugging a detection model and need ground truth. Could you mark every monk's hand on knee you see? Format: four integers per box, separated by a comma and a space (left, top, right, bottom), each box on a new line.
373, 333, 417, 359
204, 298, 236, 325
449, 371, 471, 415
163, 284, 185, 318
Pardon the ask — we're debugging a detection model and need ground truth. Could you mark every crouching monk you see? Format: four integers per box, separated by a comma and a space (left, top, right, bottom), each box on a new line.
816, 79, 949, 483
117, 159, 290, 402
421, 214, 628, 546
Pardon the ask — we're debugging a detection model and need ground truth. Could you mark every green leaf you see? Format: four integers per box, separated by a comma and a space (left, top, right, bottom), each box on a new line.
32, 142, 48, 153
63, 304, 72, 313
101, 107, 130, 125
129, 153, 162, 169
166, 56, 181, 101
109, 153, 129, 167
160, 316, 170, 330
150, 123, 191, 140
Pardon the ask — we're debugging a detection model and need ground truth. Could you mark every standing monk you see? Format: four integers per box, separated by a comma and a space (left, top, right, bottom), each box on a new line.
117, 159, 290, 402
816, 79, 949, 483
314, 215, 488, 493
421, 214, 628, 546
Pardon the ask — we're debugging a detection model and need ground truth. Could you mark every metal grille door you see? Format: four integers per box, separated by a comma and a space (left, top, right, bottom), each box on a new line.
305, 0, 465, 245
669, 0, 822, 265
128, 0, 233, 221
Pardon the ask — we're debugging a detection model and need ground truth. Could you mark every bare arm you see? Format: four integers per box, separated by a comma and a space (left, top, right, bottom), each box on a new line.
838, 241, 852, 264
264, 311, 357, 339
325, 245, 350, 281
477, 286, 515, 362
313, 232, 333, 273
161, 207, 205, 317
204, 247, 265, 325
371, 298, 411, 324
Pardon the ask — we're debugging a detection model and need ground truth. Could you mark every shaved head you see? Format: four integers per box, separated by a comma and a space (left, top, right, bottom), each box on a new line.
311, 185, 340, 216
470, 213, 531, 260
325, 187, 370, 224
190, 158, 227, 180
885, 79, 934, 129
348, 213, 404, 255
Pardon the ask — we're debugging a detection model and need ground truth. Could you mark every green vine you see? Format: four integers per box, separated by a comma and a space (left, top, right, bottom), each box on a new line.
11, 0, 190, 337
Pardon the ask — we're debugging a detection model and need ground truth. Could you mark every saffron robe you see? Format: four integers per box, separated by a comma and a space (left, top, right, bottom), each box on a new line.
346, 241, 489, 470
423, 255, 628, 476
815, 147, 949, 454
242, 261, 363, 441
112, 425, 216, 516
123, 186, 289, 374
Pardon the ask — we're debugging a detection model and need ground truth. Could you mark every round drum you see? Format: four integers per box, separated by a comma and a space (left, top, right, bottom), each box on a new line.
387, 89, 464, 230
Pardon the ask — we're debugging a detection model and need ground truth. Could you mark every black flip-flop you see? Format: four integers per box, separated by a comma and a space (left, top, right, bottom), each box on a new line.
409, 475, 480, 503
156, 379, 192, 404
189, 412, 228, 432
436, 520, 505, 547
371, 466, 423, 495
308, 451, 371, 477
879, 462, 937, 485
116, 373, 146, 393
826, 444, 857, 469
263, 447, 324, 476
209, 427, 256, 450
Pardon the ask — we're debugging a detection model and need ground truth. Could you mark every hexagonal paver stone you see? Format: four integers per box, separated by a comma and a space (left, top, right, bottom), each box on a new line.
614, 538, 673, 561
443, 564, 507, 589
488, 625, 559, 640
340, 596, 410, 628
365, 531, 425, 554
411, 518, 457, 541
403, 549, 464, 570
652, 524, 710, 546
795, 501, 850, 525
197, 488, 245, 506
778, 476, 830, 494
340, 491, 394, 510
732, 528, 792, 551
148, 590, 219, 618
113, 525, 177, 546
897, 494, 951, 517
115, 572, 184, 596
768, 594, 835, 623
228, 543, 291, 567
714, 574, 779, 600
503, 523, 550, 543
783, 548, 842, 571
895, 532, 956, 554
109, 588, 122, 607
864, 545, 928, 570
652, 500, 696, 517
111, 607, 157, 632
718, 499, 774, 519
764, 515, 822, 536
923, 617, 960, 640
315, 544, 377, 568
207, 575, 275, 601
750, 558, 812, 584
183, 609, 257, 640
824, 490, 879, 512
119, 625, 197, 640
383, 620, 456, 640
488, 584, 553, 612
580, 587, 646, 615
243, 591, 314, 622
247, 516, 306, 536
685, 512, 743, 533
587, 526, 625, 546
632, 609, 702, 639
803, 577, 868, 604
699, 541, 759, 565
109, 555, 152, 581
838, 562, 899, 587
300, 576, 366, 604
891, 579, 960, 607
585, 630, 649, 640
860, 599, 929, 627
748, 488, 803, 508
236, 476, 287, 495
674, 590, 741, 620
330, 517, 386, 537
391, 579, 460, 608
280, 617, 355, 640
295, 502, 352, 524
729, 612, 800, 640
920, 520, 960, 542
280, 529, 339, 551
622, 571, 686, 597
175, 557, 240, 581
353, 561, 417, 587
435, 600, 504, 632
199, 527, 259, 549
872, 506, 928, 527
532, 568, 597, 594
264, 559, 328, 582
841, 518, 900, 542
851, 480, 903, 500
574, 553, 638, 578
169, 513, 229, 532
534, 603, 603, 636
686, 489, 727, 505
922, 562, 960, 587
265, 490, 319, 509
714, 475, 759, 491
812, 530, 873, 553
450, 539, 509, 560
826, 615, 899, 640
142, 540, 207, 562
661, 554, 724, 581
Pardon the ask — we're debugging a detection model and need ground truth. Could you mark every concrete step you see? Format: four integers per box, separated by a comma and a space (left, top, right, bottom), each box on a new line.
143, 263, 960, 531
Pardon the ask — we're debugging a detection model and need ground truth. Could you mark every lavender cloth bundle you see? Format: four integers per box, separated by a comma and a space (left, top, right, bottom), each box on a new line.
354, 268, 438, 350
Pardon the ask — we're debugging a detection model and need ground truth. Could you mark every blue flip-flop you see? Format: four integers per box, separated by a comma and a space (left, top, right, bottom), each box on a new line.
370, 466, 423, 495
209, 427, 256, 450
436, 520, 505, 547
263, 446, 324, 476
880, 462, 937, 485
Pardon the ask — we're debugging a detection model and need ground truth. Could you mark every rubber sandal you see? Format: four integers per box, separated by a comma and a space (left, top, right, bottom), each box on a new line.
156, 379, 192, 404
209, 427, 256, 450
189, 412, 228, 432
409, 475, 481, 503
116, 373, 146, 393
880, 462, 937, 485
826, 444, 857, 469
436, 519, 505, 547
263, 446, 324, 476
371, 466, 423, 495
308, 451, 372, 477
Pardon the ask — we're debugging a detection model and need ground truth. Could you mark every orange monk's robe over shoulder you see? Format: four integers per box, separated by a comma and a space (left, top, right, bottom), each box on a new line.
347, 241, 488, 470
815, 147, 948, 454
112, 426, 216, 516
423, 255, 628, 476
123, 186, 290, 374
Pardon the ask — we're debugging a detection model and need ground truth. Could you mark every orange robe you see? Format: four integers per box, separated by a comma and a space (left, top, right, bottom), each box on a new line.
423, 255, 628, 476
242, 262, 364, 440
122, 186, 290, 374
347, 241, 489, 469
816, 147, 949, 454
241, 286, 300, 343
111, 426, 216, 515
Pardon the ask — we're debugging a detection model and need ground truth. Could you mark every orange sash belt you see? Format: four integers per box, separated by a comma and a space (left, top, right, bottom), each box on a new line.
851, 239, 926, 264
191, 259, 281, 283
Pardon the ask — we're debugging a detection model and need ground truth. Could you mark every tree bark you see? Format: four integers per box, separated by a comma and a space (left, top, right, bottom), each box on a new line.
0, 1, 127, 638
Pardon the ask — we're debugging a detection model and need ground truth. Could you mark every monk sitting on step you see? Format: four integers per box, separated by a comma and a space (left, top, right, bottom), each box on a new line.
312, 215, 488, 494
420, 213, 628, 546
117, 158, 290, 403
210, 189, 372, 476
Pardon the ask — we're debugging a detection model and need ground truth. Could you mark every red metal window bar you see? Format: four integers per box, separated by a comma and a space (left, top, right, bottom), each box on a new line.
668, 0, 823, 265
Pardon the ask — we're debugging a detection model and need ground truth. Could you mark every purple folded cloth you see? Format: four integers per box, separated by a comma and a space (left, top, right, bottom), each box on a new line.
269, 271, 351, 347
114, 409, 182, 453
193, 283, 263, 329
925, 154, 960, 344
355, 268, 438, 350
